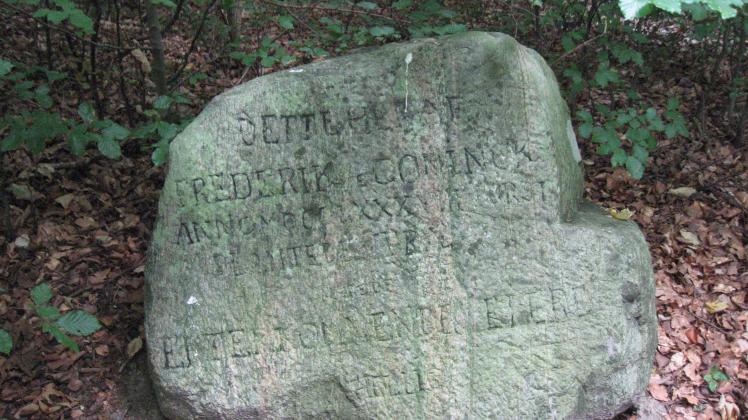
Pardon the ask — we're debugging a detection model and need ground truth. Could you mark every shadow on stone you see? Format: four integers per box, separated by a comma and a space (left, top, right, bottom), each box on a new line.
114, 351, 165, 420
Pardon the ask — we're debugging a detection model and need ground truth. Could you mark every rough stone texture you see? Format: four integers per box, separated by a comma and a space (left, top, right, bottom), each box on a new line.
145, 31, 657, 419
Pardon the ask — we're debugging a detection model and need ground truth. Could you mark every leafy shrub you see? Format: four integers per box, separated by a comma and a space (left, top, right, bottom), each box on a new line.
31, 283, 102, 353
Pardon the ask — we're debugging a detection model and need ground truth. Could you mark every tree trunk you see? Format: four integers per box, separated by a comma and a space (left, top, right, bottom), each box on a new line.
145, 0, 167, 95
227, 0, 242, 44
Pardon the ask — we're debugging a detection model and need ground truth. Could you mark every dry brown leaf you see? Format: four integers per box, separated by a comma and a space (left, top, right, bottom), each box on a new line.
649, 383, 669, 402
670, 186, 697, 198
131, 49, 151, 73
54, 193, 75, 210
127, 337, 143, 359
685, 327, 700, 344
95, 344, 109, 357
718, 394, 740, 420
74, 216, 96, 229
679, 230, 700, 246
15, 403, 39, 417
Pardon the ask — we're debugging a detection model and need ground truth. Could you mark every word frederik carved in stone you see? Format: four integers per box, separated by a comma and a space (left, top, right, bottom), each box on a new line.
174, 146, 509, 207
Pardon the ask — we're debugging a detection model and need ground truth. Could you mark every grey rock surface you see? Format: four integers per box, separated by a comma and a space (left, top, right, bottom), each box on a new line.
145, 31, 657, 419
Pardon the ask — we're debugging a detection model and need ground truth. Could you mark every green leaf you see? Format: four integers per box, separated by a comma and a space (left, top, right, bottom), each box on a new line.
153, 95, 172, 110
1, 134, 22, 152
0, 59, 13, 77
370, 26, 395, 37
15, 80, 33, 93
393, 0, 413, 9
594, 65, 620, 88
156, 121, 178, 140
37, 305, 61, 320
708, 379, 718, 392
619, 0, 647, 19
633, 144, 649, 162
652, 0, 682, 14
45, 70, 66, 82
0, 329, 11, 355
151, 140, 169, 165
704, 0, 742, 19
356, 1, 378, 10
619, 0, 655, 19
43, 323, 79, 352
626, 155, 645, 179
68, 127, 92, 155
78, 102, 95, 124
47, 10, 67, 24
35, 87, 53, 109
57, 310, 101, 336
32, 283, 53, 306
260, 56, 276, 68
280, 55, 296, 66
150, 0, 177, 8
188, 72, 207, 85
561, 34, 576, 52
708, 366, 729, 381
67, 10, 94, 34
434, 23, 466, 35
102, 122, 129, 140
97, 137, 121, 159
612, 149, 628, 167
579, 123, 593, 139
564, 67, 583, 84
278, 15, 294, 30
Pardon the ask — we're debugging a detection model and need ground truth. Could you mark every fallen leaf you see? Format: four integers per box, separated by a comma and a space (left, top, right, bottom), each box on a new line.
649, 383, 669, 401
7, 183, 37, 201
131, 48, 151, 73
718, 394, 740, 420
126, 337, 143, 359
679, 230, 700, 246
54, 193, 75, 209
14, 234, 30, 248
669, 186, 697, 198
705, 300, 729, 314
15, 403, 39, 417
74, 216, 97, 229
686, 327, 700, 344
609, 208, 635, 220
36, 163, 55, 178
89, 269, 110, 286
68, 379, 83, 392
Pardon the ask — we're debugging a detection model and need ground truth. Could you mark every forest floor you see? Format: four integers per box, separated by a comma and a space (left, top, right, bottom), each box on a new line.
1, 5, 748, 420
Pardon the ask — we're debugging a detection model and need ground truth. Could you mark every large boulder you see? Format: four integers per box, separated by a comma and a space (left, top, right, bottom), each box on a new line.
145, 31, 657, 419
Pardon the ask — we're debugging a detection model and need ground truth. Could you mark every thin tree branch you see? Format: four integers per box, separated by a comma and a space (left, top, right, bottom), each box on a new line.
552, 20, 608, 65
168, 0, 220, 86
163, 0, 186, 35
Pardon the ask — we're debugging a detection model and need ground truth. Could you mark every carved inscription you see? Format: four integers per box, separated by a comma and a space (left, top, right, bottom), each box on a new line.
174, 146, 515, 207
155, 285, 595, 370
341, 367, 442, 402
221, 105, 389, 147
